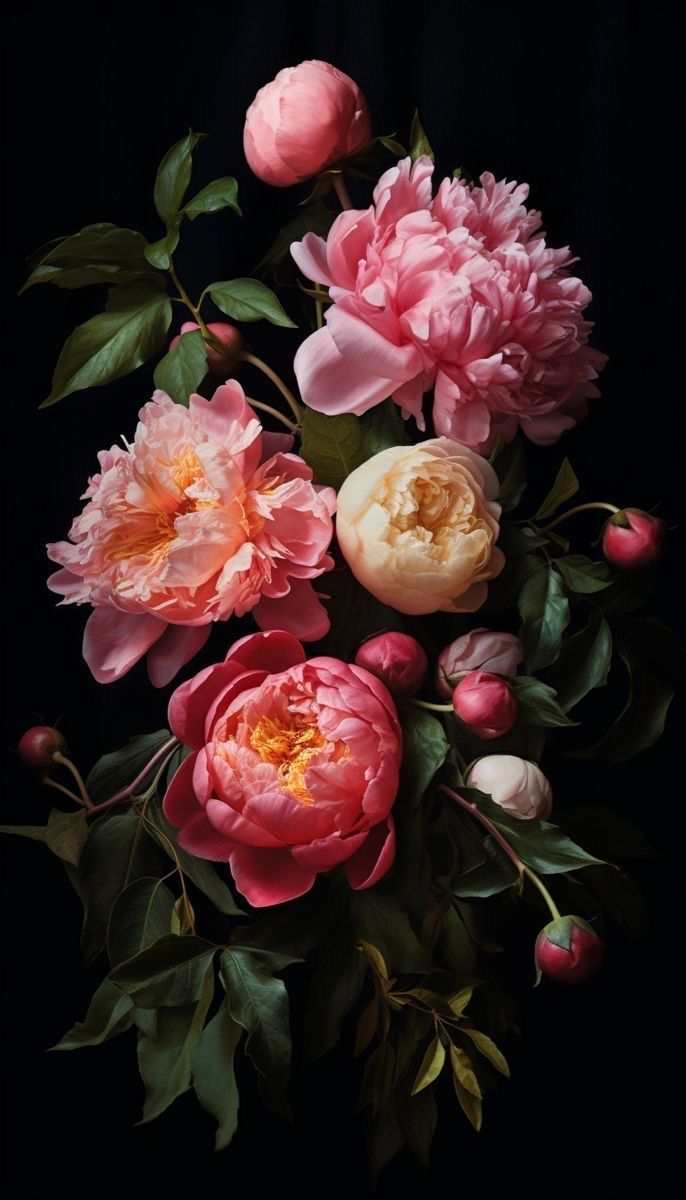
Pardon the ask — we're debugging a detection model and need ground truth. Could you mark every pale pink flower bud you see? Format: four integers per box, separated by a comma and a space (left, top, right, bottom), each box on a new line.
535, 915, 604, 984
169, 321, 244, 377
354, 631, 428, 698
602, 508, 666, 571
436, 627, 523, 698
452, 672, 519, 740
466, 754, 552, 820
243, 60, 372, 187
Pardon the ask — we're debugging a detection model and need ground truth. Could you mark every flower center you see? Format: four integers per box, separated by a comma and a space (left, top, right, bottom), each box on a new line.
249, 715, 328, 805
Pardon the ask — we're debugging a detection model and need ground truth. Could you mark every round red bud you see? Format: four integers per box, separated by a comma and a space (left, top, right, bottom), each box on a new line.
602, 509, 665, 571
18, 726, 67, 777
535, 915, 604, 984
452, 671, 519, 739
354, 631, 428, 697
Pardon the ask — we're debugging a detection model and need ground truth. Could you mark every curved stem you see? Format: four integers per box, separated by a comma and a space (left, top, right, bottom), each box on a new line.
53, 753, 92, 809
42, 777, 84, 806
168, 261, 212, 341
539, 501, 620, 534
86, 737, 179, 821
315, 297, 324, 330
239, 352, 303, 423
521, 864, 562, 921
248, 399, 298, 433
410, 699, 454, 714
332, 173, 353, 211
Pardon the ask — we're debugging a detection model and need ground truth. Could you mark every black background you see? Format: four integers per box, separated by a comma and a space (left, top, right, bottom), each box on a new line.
3, 3, 683, 1196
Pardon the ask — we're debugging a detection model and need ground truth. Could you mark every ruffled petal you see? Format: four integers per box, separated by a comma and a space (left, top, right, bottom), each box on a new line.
82, 607, 165, 685
345, 816, 396, 890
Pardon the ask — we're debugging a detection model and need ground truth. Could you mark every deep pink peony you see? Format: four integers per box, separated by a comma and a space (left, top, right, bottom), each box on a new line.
163, 630, 402, 906
47, 383, 336, 687
602, 509, 666, 571
292, 156, 606, 452
452, 671, 519, 740
244, 60, 372, 187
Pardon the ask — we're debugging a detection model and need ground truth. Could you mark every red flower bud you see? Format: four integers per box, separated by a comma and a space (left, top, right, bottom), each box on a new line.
18, 725, 67, 777
535, 915, 604, 984
452, 671, 519, 739
169, 321, 244, 377
354, 631, 428, 697
602, 508, 666, 571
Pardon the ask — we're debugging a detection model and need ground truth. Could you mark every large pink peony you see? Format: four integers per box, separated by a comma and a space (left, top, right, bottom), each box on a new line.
47, 383, 336, 687
163, 630, 402, 906
292, 156, 606, 452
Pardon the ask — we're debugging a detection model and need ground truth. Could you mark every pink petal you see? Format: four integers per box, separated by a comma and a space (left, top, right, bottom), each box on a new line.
178, 814, 236, 862
327, 303, 422, 382
345, 816, 396, 890
163, 749, 202, 826
146, 624, 212, 689
291, 828, 368, 871
259, 431, 295, 462
82, 607, 165, 685
167, 659, 246, 749
294, 327, 395, 416
253, 577, 330, 642
203, 669, 268, 742
229, 845, 316, 907
226, 629, 307, 673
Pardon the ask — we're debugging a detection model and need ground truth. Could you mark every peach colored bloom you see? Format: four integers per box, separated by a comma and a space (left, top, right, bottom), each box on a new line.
292, 156, 606, 452
47, 383, 336, 686
244, 60, 371, 187
335, 438, 504, 614
164, 630, 402, 906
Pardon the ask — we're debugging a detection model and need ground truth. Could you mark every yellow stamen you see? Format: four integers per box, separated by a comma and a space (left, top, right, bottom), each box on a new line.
249, 715, 328, 804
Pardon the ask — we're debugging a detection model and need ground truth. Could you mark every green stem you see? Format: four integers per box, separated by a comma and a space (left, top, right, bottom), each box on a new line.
42, 777, 84, 807
168, 261, 214, 343
86, 737, 179, 821
332, 172, 353, 211
239, 351, 303, 423
248, 399, 298, 433
521, 864, 562, 921
409, 699, 454, 714
539, 501, 620, 534
53, 753, 93, 809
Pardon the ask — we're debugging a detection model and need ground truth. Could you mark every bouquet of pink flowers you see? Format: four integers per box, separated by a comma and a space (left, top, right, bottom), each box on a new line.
6, 60, 680, 1176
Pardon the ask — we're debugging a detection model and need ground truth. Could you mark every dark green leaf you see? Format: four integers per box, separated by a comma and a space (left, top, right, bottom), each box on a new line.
579, 866, 649, 939
534, 458, 579, 519
77, 810, 166, 962
21, 225, 154, 292
52, 979, 133, 1050
544, 612, 612, 712
304, 923, 366, 1059
379, 135, 407, 156
358, 400, 409, 456
398, 705, 448, 807
230, 888, 337, 960
350, 891, 432, 974
44, 807, 89, 866
437, 901, 479, 973
208, 278, 296, 327
451, 844, 518, 898
0, 824, 47, 843
562, 807, 655, 860
154, 130, 206, 224
300, 408, 364, 488
153, 328, 207, 405
192, 995, 242, 1149
42, 280, 172, 407
143, 223, 181, 270
256, 201, 336, 275
555, 555, 612, 594
137, 962, 214, 1123
467, 792, 605, 875
511, 676, 577, 728
185, 176, 240, 219
492, 435, 527, 513
220, 948, 291, 1093
106, 876, 176, 966
110, 934, 217, 1007
518, 565, 570, 671
398, 1085, 438, 1168
146, 798, 245, 916
409, 110, 434, 162
367, 1101, 405, 1182
86, 731, 172, 805
314, 565, 403, 662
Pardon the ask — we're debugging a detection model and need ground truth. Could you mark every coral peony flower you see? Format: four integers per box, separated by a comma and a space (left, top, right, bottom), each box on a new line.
335, 438, 504, 614
452, 671, 519, 740
602, 508, 666, 571
354, 631, 428, 697
244, 60, 372, 187
169, 321, 244, 376
467, 754, 552, 820
292, 156, 606, 452
47, 383, 336, 687
436, 627, 523, 698
163, 630, 402, 906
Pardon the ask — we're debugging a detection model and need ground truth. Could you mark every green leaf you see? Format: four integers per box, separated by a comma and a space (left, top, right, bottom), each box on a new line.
466, 791, 605, 876
44, 808, 88, 866
398, 1085, 438, 1168
110, 934, 217, 1007
314, 564, 403, 662
137, 962, 214, 1123
460, 1027, 510, 1076
231, 888, 336, 960
579, 865, 649, 939
86, 730, 172, 805
350, 891, 432, 974
398, 705, 448, 807
570, 616, 684, 761
143, 222, 181, 270
185, 176, 240, 219
256, 201, 336, 275
449, 1043, 481, 1098
367, 1102, 405, 1182
52, 979, 134, 1050
42, 280, 172, 407
304, 923, 366, 1059
0, 824, 47, 843
436, 901, 479, 973
451, 845, 518, 898
544, 612, 612, 712
409, 110, 434, 162
411, 1035, 446, 1095
77, 810, 166, 962
153, 328, 207, 405
452, 1073, 483, 1131
154, 130, 206, 224
511, 676, 577, 728
562, 807, 655, 860
358, 399, 409, 455
518, 565, 570, 671
492, 435, 527, 513
220, 947, 291, 1094
106, 876, 176, 966
534, 458, 579, 519
300, 409, 364, 489
21, 225, 154, 292
146, 798, 245, 916
192, 995, 242, 1149
555, 555, 612, 594
379, 134, 407, 156
208, 278, 296, 327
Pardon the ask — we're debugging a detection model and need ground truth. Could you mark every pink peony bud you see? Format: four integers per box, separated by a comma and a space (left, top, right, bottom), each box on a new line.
602, 508, 666, 571
436, 627, 523, 698
169, 321, 244, 377
535, 915, 604, 984
466, 755, 552, 820
18, 725, 67, 777
243, 60, 372, 187
354, 631, 428, 698
452, 672, 519, 740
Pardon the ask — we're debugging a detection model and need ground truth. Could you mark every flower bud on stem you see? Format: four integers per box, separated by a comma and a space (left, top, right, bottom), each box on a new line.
538, 501, 619, 534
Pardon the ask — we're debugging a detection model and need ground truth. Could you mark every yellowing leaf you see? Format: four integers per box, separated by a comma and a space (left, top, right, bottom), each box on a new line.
411, 1035, 446, 1095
